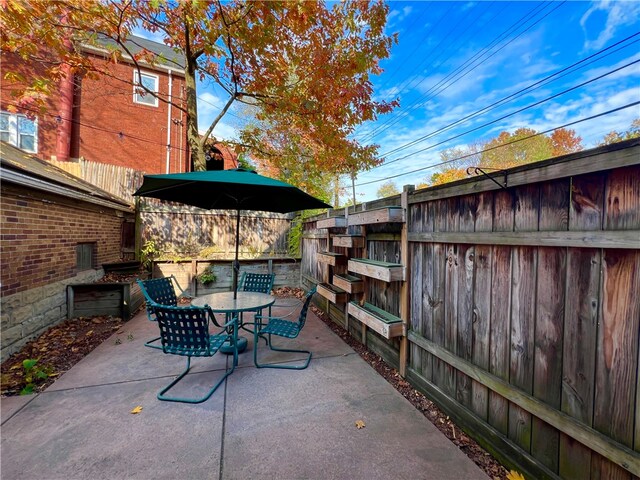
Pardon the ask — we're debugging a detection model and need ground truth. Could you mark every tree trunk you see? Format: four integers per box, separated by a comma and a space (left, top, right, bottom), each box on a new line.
184, 63, 205, 171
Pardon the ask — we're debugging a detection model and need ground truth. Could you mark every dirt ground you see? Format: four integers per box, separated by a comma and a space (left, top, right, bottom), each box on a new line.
1, 284, 509, 479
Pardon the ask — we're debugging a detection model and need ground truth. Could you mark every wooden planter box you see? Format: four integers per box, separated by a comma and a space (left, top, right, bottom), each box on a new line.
332, 273, 364, 294
318, 251, 347, 266
67, 279, 145, 320
317, 283, 348, 304
317, 216, 347, 229
348, 258, 405, 282
332, 235, 365, 248
348, 301, 403, 339
348, 207, 404, 226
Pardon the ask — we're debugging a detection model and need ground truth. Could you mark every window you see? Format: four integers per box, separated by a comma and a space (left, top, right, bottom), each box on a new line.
76, 243, 96, 271
1, 111, 37, 153
133, 70, 159, 107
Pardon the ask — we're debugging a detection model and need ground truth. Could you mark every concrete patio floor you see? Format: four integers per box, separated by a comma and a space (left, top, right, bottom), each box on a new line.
1, 299, 487, 480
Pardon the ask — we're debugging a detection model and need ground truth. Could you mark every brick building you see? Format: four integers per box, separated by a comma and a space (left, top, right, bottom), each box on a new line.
0, 142, 134, 361
1, 35, 237, 175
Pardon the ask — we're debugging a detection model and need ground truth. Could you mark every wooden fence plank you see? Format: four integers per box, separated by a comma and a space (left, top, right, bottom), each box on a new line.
531, 179, 569, 473
410, 242, 423, 374
456, 195, 477, 409
559, 248, 600, 479
559, 172, 605, 478
409, 203, 423, 375
421, 202, 435, 382
444, 243, 459, 398
509, 184, 539, 453
472, 191, 493, 421
531, 246, 566, 473
432, 199, 448, 393
489, 189, 514, 436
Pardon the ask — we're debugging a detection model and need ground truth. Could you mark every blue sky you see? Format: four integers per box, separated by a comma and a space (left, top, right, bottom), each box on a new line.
136, 1, 640, 203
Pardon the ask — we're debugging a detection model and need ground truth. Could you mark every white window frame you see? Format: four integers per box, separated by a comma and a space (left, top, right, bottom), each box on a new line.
133, 70, 159, 107
1, 111, 38, 153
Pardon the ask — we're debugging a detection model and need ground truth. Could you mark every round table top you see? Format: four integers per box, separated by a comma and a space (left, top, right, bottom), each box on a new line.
191, 291, 275, 313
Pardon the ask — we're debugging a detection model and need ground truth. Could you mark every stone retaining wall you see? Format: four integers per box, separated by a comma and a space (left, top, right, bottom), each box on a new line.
0, 269, 104, 362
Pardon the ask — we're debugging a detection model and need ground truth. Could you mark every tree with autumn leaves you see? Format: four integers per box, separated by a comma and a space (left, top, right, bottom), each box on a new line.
1, 0, 397, 200
428, 127, 583, 186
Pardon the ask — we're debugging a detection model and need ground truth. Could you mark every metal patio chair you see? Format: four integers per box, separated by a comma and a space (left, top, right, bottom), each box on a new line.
238, 272, 275, 338
137, 275, 190, 349
149, 303, 238, 403
253, 287, 316, 370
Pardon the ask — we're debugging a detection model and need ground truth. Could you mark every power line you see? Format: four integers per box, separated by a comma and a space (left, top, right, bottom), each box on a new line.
378, 32, 640, 159
368, 57, 639, 170
355, 100, 640, 187
359, 1, 560, 142
10, 103, 189, 154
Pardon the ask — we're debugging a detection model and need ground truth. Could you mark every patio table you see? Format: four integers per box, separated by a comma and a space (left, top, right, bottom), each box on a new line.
191, 291, 275, 354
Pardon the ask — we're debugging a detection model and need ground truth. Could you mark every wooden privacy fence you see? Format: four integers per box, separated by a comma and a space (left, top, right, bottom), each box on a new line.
301, 139, 640, 480
138, 199, 293, 258
48, 158, 145, 204
49, 158, 294, 257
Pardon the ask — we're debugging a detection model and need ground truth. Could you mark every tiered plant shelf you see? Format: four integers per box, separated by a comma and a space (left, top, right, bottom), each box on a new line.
348, 258, 405, 282
317, 283, 348, 304
332, 273, 364, 294
332, 235, 365, 248
348, 206, 404, 226
317, 216, 347, 229
347, 301, 402, 339
318, 251, 347, 267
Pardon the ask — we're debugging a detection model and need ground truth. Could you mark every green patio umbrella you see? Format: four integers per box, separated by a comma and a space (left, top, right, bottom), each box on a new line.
133, 168, 331, 297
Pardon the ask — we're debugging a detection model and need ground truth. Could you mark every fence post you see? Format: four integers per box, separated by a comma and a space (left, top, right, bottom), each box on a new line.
399, 185, 415, 378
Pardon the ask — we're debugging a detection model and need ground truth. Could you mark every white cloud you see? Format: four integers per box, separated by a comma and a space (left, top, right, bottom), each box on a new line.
131, 25, 165, 43
580, 0, 640, 51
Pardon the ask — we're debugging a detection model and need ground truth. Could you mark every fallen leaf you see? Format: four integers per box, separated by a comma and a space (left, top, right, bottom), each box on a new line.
506, 471, 525, 480
130, 406, 143, 414
355, 420, 365, 429
85, 330, 93, 336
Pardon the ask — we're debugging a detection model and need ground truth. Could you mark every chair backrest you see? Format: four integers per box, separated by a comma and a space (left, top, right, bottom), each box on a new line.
239, 272, 275, 294
297, 287, 317, 331
137, 276, 179, 307
148, 304, 213, 357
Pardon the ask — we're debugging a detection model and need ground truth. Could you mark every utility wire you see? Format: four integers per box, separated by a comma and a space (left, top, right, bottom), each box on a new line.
359, 1, 559, 142
355, 100, 640, 187
11, 103, 190, 154
369, 57, 640, 170
378, 32, 640, 158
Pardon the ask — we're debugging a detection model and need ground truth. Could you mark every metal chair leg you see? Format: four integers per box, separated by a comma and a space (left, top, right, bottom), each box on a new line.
253, 331, 311, 370
144, 336, 163, 349
157, 355, 236, 404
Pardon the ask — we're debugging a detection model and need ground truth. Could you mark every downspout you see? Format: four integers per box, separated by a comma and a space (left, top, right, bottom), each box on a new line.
165, 69, 173, 173
56, 25, 73, 161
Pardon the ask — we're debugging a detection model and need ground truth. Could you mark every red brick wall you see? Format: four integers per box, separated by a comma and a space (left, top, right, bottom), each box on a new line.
1, 51, 188, 173
0, 183, 130, 296
1, 52, 60, 162
77, 52, 188, 173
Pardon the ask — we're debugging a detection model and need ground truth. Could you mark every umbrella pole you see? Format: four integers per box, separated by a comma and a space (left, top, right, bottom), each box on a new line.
233, 207, 240, 299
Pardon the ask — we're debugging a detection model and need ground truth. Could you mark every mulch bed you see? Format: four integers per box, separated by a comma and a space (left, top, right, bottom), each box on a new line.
0, 314, 125, 396
2, 283, 509, 479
